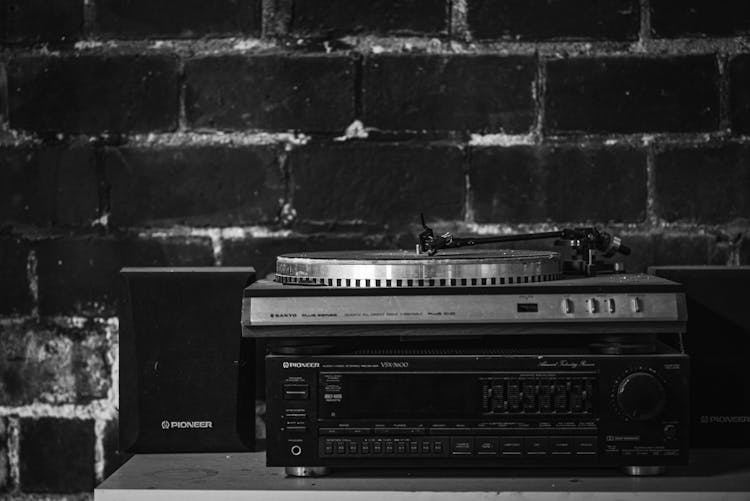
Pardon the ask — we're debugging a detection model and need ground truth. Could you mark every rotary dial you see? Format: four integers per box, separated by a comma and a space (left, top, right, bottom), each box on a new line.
615, 371, 666, 422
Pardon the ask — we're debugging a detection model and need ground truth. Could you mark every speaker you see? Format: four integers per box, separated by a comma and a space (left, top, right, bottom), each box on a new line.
119, 267, 257, 452
649, 266, 750, 448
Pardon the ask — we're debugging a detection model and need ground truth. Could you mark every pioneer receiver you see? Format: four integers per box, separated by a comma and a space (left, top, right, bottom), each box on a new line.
265, 341, 689, 475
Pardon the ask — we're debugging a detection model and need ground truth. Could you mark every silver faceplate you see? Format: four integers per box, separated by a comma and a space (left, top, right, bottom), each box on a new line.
247, 292, 684, 326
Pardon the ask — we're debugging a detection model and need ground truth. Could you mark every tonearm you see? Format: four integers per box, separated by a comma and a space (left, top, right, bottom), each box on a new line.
417, 214, 631, 276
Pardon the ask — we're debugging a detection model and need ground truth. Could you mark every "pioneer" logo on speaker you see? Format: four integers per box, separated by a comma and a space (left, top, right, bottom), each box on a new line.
700, 415, 750, 424
161, 420, 213, 429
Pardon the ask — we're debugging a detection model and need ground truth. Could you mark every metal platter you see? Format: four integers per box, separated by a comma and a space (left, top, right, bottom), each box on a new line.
276, 249, 562, 288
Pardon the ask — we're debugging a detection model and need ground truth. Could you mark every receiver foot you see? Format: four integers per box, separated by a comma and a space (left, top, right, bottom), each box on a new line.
285, 466, 331, 477
622, 466, 665, 476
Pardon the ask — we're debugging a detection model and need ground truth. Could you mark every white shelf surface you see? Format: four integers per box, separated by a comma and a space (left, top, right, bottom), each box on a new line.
95, 449, 750, 501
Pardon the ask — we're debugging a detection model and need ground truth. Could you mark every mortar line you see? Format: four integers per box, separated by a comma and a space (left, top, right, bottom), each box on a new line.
717, 54, 732, 132
2, 36, 750, 57
463, 146, 474, 223
26, 250, 39, 319
94, 143, 111, 229
0, 221, 748, 243
4, 130, 750, 149
94, 318, 120, 483
94, 419, 106, 483
8, 417, 20, 492
262, 0, 291, 38
449, 0, 469, 40
214, 234, 225, 266
103, 131, 312, 147
645, 142, 659, 226
261, 0, 273, 37
278, 146, 297, 227
0, 63, 8, 131
82, 0, 97, 39
727, 238, 742, 266
0, 401, 118, 420
638, 0, 652, 50
179, 228, 224, 265
177, 58, 188, 132
534, 54, 547, 140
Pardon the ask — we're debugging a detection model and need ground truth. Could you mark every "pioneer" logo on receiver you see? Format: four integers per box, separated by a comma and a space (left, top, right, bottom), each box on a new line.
282, 361, 320, 368
161, 420, 213, 429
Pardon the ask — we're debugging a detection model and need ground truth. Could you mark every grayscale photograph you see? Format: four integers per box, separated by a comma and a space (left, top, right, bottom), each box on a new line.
1, 0, 749, 499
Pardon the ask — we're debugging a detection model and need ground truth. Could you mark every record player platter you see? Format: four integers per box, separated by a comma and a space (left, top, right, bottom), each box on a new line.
275, 249, 562, 288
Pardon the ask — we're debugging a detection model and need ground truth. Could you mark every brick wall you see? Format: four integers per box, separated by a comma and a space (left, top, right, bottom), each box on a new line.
1, 0, 749, 496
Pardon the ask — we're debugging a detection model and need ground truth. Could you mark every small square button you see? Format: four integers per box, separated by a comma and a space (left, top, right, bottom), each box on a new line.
476, 437, 498, 455
500, 437, 522, 455
575, 437, 598, 455
524, 437, 549, 456
550, 437, 573, 454
450, 437, 474, 455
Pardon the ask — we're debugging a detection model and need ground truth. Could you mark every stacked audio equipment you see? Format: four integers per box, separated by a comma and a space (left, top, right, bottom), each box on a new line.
243, 219, 691, 477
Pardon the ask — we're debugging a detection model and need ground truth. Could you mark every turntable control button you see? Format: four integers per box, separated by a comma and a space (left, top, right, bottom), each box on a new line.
587, 298, 599, 314
561, 298, 574, 314
607, 298, 616, 313
631, 297, 643, 313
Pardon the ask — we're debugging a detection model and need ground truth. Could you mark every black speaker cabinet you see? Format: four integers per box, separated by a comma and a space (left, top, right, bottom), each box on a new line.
119, 267, 257, 453
649, 266, 750, 448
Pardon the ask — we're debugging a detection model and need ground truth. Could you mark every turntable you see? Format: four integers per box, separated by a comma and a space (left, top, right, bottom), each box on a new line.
242, 218, 686, 338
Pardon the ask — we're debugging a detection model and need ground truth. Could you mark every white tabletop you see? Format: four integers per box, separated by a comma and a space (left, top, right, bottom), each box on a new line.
96, 449, 750, 501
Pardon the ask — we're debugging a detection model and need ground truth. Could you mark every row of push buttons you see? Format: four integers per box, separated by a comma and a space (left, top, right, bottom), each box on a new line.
320, 436, 597, 457
321, 438, 446, 457
561, 297, 643, 314
450, 436, 597, 456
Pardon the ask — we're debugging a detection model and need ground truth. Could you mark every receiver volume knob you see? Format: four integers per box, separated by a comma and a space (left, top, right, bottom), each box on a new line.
616, 372, 666, 421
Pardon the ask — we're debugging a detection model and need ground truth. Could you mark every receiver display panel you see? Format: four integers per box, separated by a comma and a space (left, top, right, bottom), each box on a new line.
320, 373, 477, 419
